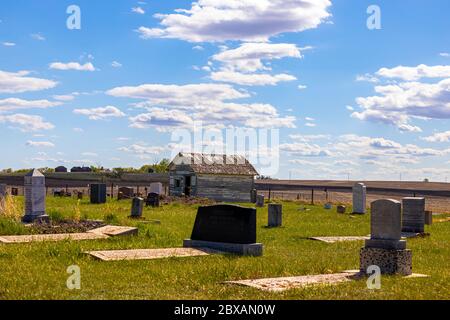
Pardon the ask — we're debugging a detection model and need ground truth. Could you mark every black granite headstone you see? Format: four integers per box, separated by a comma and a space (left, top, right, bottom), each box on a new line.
131, 197, 144, 218
90, 184, 107, 204
146, 192, 160, 207
190, 205, 257, 244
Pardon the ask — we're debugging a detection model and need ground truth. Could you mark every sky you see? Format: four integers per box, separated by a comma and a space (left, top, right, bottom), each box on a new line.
0, 0, 450, 181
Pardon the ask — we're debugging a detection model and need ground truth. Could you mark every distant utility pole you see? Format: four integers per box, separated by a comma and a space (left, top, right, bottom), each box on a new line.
347, 173, 350, 181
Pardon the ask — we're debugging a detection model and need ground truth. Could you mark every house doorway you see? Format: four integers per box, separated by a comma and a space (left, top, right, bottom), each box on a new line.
184, 176, 191, 196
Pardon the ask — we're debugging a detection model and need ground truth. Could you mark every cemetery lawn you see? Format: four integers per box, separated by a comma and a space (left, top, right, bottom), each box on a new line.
0, 197, 449, 300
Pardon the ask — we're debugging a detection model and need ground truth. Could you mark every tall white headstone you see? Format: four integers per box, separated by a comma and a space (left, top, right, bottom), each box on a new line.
149, 182, 163, 195
360, 199, 412, 275
22, 169, 49, 223
0, 184, 7, 211
352, 183, 367, 214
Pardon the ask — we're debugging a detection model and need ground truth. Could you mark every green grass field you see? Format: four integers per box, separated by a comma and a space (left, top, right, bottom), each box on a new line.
0, 196, 449, 300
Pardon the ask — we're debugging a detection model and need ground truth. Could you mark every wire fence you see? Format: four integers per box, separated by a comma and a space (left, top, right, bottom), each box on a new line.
258, 189, 450, 214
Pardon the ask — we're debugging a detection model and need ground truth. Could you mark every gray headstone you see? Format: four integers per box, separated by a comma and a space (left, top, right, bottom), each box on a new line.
130, 197, 144, 218
256, 195, 265, 207
337, 205, 346, 214
118, 187, 134, 200
22, 169, 49, 223
0, 184, 6, 210
352, 183, 366, 214
0, 184, 6, 197
425, 211, 433, 225
365, 199, 406, 250
149, 183, 163, 195
268, 204, 282, 227
402, 197, 425, 233
250, 189, 257, 203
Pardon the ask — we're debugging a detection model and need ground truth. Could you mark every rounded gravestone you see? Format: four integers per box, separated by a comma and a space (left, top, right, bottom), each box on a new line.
352, 183, 367, 214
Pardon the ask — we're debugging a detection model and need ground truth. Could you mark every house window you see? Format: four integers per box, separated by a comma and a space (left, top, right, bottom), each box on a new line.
175, 179, 181, 188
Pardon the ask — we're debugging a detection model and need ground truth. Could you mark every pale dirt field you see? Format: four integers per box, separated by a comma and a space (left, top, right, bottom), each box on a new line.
259, 190, 450, 214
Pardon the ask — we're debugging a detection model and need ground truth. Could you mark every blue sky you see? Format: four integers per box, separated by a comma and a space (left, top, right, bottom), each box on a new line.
1, 0, 449, 181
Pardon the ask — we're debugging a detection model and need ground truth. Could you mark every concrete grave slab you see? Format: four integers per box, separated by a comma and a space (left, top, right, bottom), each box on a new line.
86, 247, 220, 261
88, 225, 138, 237
309, 236, 369, 243
401, 232, 430, 239
227, 271, 429, 292
0, 232, 108, 244
0, 225, 137, 244
226, 272, 361, 292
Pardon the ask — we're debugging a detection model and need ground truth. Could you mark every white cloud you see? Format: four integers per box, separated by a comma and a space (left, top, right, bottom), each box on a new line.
109, 83, 296, 130
129, 108, 194, 131
210, 70, 296, 86
31, 33, 46, 41
49, 62, 96, 71
208, 42, 300, 86
0, 70, 57, 93
352, 75, 450, 132
284, 133, 450, 180
26, 140, 55, 148
0, 114, 54, 132
193, 45, 204, 51
119, 144, 165, 155
376, 64, 450, 81
111, 61, 123, 68
280, 142, 332, 157
3, 42, 16, 47
336, 135, 447, 158
212, 43, 302, 72
107, 83, 249, 105
440, 53, 450, 57
136, 0, 332, 42
305, 122, 316, 127
298, 85, 307, 90
0, 98, 62, 112
52, 94, 75, 101
73, 106, 126, 120
73, 127, 84, 133
132, 7, 145, 14
356, 73, 379, 83
421, 131, 450, 143
289, 134, 330, 142
81, 152, 98, 157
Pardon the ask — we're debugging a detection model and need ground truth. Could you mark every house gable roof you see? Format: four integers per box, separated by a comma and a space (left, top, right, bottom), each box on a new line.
169, 153, 259, 176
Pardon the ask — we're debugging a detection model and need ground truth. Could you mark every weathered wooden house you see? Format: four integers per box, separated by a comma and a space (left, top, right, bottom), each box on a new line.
169, 153, 258, 202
